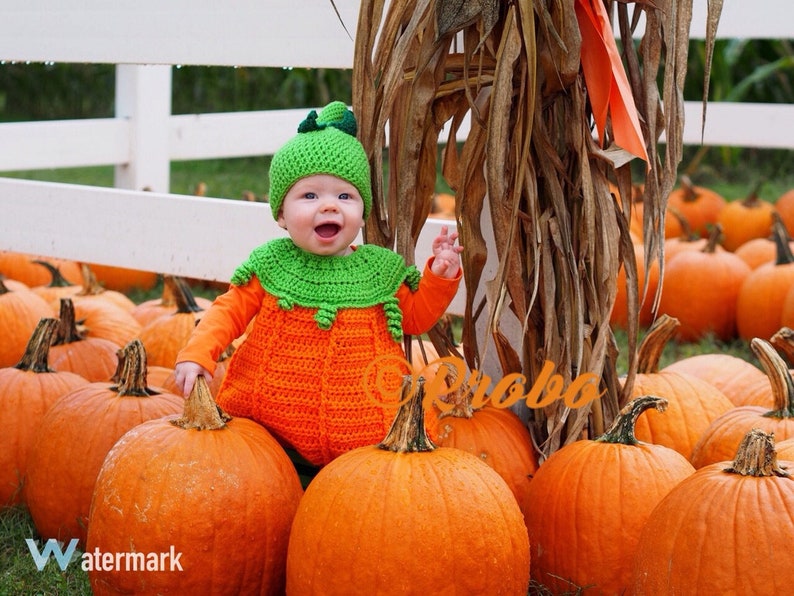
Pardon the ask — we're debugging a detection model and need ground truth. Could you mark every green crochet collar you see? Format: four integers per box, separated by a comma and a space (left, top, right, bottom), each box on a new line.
231, 238, 420, 340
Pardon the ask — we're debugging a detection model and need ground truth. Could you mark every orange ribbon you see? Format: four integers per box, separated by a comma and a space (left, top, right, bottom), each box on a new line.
575, 0, 649, 163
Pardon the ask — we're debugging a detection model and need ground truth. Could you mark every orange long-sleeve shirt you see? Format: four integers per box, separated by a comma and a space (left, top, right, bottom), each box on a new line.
177, 248, 460, 466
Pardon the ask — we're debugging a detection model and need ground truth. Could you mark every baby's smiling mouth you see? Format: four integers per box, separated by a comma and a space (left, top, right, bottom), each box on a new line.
315, 223, 341, 238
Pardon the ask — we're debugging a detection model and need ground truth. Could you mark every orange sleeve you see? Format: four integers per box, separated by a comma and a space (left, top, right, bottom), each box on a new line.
397, 257, 462, 335
175, 276, 266, 375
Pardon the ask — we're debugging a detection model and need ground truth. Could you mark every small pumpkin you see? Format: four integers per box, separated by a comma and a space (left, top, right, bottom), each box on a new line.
631, 428, 794, 595
0, 319, 88, 507
666, 175, 726, 238
86, 376, 302, 595
138, 276, 206, 368
86, 263, 158, 293
130, 275, 213, 327
48, 298, 121, 382
625, 315, 735, 460
24, 339, 183, 546
0, 277, 54, 368
717, 188, 775, 252
525, 396, 695, 595
0, 251, 82, 287
662, 352, 765, 408
736, 213, 794, 341
658, 224, 751, 341
690, 338, 794, 468
286, 376, 530, 595
774, 187, 794, 234
611, 240, 660, 329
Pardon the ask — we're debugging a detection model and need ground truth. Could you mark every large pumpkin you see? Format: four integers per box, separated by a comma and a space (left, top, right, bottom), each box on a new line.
525, 396, 695, 595
286, 377, 530, 595
626, 315, 735, 460
24, 339, 183, 546
0, 319, 89, 507
86, 376, 302, 595
690, 338, 794, 468
736, 214, 794, 341
717, 190, 775, 252
658, 225, 751, 341
631, 428, 794, 595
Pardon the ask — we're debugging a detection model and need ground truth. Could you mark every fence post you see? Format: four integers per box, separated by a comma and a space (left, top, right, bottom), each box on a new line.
114, 64, 172, 192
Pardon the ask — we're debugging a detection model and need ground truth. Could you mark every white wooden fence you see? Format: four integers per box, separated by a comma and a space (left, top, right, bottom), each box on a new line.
0, 1, 792, 318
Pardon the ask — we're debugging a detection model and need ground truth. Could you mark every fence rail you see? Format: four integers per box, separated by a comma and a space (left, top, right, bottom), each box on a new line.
0, 1, 792, 318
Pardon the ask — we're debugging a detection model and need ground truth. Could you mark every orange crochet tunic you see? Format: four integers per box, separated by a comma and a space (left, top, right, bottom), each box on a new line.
176, 239, 460, 466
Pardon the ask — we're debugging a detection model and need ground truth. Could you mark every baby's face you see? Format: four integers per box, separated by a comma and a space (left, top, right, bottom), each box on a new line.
277, 174, 365, 256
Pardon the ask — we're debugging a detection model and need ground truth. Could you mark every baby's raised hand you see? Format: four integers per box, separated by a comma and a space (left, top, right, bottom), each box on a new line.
431, 226, 463, 279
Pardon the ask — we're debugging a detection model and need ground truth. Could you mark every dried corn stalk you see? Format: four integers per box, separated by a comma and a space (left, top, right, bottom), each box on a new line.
351, 0, 720, 458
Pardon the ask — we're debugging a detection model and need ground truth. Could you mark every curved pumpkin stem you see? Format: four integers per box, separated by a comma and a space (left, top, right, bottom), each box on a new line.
170, 276, 205, 314
14, 318, 58, 373
750, 338, 794, 419
436, 366, 475, 420
724, 428, 790, 478
378, 376, 436, 453
77, 263, 108, 296
772, 212, 794, 266
770, 327, 794, 367
171, 375, 231, 431
637, 314, 680, 374
596, 395, 667, 446
702, 223, 723, 254
33, 259, 76, 288
0, 278, 10, 295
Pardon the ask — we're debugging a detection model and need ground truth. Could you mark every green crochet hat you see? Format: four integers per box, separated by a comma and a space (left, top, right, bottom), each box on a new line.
268, 101, 372, 219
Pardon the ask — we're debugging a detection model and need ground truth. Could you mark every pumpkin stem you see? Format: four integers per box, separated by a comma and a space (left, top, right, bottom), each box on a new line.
14, 318, 58, 373
668, 208, 697, 241
724, 428, 790, 478
702, 223, 723, 254
0, 278, 10, 295
771, 212, 794, 266
770, 327, 794, 367
111, 339, 157, 397
53, 298, 85, 345
637, 314, 680, 374
378, 376, 437, 453
171, 375, 231, 431
437, 366, 475, 419
33, 259, 76, 288
169, 276, 204, 314
750, 338, 794, 418
77, 264, 107, 296
596, 395, 668, 445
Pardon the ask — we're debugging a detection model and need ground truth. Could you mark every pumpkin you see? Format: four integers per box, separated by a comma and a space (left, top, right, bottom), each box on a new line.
48, 298, 121, 382
525, 396, 695, 595
138, 276, 206, 368
24, 339, 183, 547
64, 264, 137, 313
431, 379, 539, 532
658, 224, 751, 341
86, 376, 302, 595
666, 175, 726, 238
690, 338, 794, 468
428, 192, 456, 219
725, 327, 794, 410
0, 277, 54, 368
86, 262, 158, 293
72, 297, 143, 347
0, 319, 88, 507
774, 187, 794, 234
611, 240, 660, 329
776, 281, 794, 331
662, 352, 766, 407
736, 213, 794, 341
0, 251, 82, 287
717, 189, 775, 251
631, 428, 794, 595
30, 259, 83, 305
662, 212, 708, 263
286, 377, 530, 595
777, 436, 794, 460
626, 315, 735, 460
733, 235, 794, 270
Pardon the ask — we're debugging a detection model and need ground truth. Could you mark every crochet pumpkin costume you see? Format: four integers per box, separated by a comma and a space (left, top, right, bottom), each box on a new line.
176, 102, 460, 466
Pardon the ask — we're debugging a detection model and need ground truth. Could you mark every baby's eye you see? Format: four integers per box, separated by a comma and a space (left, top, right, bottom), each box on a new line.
304, 192, 317, 199
338, 193, 350, 201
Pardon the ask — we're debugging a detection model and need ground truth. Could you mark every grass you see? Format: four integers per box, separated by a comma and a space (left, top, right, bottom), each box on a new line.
0, 506, 92, 595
